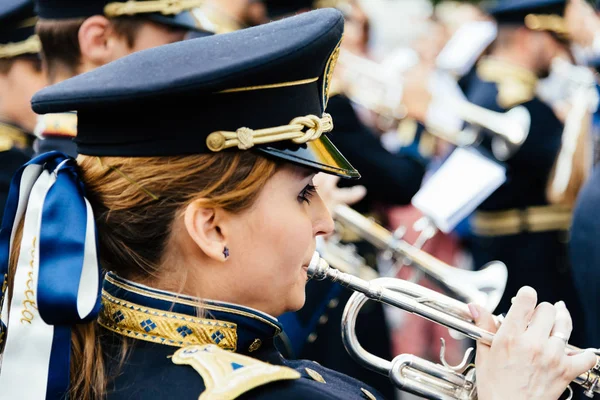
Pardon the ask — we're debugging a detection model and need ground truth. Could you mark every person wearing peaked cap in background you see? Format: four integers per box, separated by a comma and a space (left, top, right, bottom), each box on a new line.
0, 0, 46, 222
458, 0, 589, 356
0, 8, 596, 400
30, 0, 215, 158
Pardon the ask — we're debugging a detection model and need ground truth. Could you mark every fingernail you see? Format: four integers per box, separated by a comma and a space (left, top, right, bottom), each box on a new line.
511, 297, 516, 304
557, 301, 566, 308
517, 286, 536, 297
468, 303, 479, 320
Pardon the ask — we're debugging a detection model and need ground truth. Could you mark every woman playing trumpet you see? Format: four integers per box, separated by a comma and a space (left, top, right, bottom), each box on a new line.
0, 8, 595, 400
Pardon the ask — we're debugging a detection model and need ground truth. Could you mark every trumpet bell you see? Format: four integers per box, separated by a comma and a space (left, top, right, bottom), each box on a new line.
453, 261, 507, 313
490, 105, 531, 161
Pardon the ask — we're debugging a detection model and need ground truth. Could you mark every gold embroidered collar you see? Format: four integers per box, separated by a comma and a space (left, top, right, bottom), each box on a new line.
98, 273, 282, 353
0, 121, 31, 151
477, 57, 539, 108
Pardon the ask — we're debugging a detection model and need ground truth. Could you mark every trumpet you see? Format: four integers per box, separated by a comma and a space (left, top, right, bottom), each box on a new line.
335, 49, 407, 124
306, 252, 600, 399
333, 205, 507, 312
335, 49, 531, 160
437, 99, 531, 161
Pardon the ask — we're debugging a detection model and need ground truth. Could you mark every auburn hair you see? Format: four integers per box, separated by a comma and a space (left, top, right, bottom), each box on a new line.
6, 152, 279, 399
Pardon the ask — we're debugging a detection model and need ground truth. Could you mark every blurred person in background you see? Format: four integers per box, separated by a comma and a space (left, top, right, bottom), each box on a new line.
32, 0, 214, 157
0, 0, 45, 221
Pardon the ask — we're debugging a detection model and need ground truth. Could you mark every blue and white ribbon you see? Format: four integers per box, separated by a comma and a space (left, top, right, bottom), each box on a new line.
0, 151, 101, 400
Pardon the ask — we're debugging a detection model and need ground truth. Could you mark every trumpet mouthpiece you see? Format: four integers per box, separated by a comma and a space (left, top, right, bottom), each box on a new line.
307, 251, 329, 280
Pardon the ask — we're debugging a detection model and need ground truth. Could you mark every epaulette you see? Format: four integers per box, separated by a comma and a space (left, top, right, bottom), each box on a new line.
0, 122, 30, 152
172, 344, 301, 400
477, 57, 538, 109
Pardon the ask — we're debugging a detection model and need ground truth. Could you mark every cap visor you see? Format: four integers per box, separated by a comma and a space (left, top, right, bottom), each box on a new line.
256, 135, 360, 179
147, 10, 214, 33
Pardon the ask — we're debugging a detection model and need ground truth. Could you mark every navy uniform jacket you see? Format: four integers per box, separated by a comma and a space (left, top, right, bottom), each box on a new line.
100, 273, 386, 400
277, 279, 395, 400
464, 58, 585, 345
570, 165, 600, 349
0, 121, 32, 222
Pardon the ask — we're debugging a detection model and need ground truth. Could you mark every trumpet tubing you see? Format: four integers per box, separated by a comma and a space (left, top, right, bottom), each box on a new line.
307, 252, 600, 399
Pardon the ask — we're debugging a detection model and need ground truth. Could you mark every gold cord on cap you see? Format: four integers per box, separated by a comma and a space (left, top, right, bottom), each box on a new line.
0, 35, 41, 59
206, 113, 333, 152
524, 14, 569, 37
104, 0, 205, 17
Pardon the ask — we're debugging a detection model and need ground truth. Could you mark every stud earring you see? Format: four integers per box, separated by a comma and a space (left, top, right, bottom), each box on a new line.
223, 246, 230, 259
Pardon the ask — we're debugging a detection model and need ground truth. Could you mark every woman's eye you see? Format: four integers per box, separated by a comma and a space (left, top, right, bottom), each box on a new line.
298, 184, 317, 205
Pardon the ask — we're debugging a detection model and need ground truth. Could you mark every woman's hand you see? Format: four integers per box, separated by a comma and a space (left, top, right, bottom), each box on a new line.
470, 286, 597, 400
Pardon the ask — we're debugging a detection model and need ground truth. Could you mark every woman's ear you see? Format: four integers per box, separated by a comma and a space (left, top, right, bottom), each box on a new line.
183, 200, 228, 262
78, 15, 113, 69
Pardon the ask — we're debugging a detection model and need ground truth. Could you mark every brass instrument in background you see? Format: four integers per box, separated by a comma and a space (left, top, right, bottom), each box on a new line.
335, 49, 531, 160
307, 252, 600, 399
427, 99, 531, 161
316, 236, 378, 281
335, 49, 407, 127
544, 57, 598, 206
333, 205, 507, 312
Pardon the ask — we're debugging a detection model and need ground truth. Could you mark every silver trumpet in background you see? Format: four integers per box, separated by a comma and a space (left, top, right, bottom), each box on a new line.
333, 205, 507, 312
335, 49, 531, 161
306, 252, 600, 399
443, 100, 531, 161
423, 95, 531, 161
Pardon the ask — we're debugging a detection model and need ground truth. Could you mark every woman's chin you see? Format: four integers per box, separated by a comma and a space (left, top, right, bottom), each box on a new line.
286, 291, 307, 314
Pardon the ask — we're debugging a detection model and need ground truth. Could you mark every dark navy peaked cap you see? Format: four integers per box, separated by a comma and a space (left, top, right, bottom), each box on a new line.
32, 8, 359, 179
0, 0, 40, 58
34, 0, 214, 33
487, 0, 568, 34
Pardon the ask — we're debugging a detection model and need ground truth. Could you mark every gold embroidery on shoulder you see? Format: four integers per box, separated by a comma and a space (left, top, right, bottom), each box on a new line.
0, 122, 29, 151
172, 344, 301, 400
477, 58, 538, 109
0, 136, 13, 152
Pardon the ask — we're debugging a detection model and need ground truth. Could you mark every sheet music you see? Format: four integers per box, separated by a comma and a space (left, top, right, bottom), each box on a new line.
411, 147, 506, 233
436, 21, 497, 77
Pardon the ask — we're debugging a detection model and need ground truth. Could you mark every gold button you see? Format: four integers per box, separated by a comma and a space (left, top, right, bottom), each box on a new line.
248, 338, 262, 352
305, 368, 326, 383
327, 298, 339, 309
307, 332, 318, 343
318, 315, 329, 325
361, 388, 376, 400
